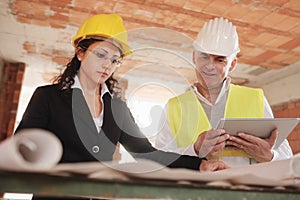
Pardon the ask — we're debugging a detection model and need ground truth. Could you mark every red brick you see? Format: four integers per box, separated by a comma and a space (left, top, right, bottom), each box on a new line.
203, 0, 233, 16
52, 57, 69, 66
0, 62, 24, 141
257, 50, 282, 60
224, 4, 251, 21
115, 2, 140, 18
265, 0, 289, 6
261, 61, 284, 69
23, 42, 36, 54
69, 10, 91, 27
74, 0, 97, 8
11, 0, 31, 16
31, 1, 50, 20
242, 47, 265, 57
279, 39, 300, 50
289, 140, 300, 154
265, 35, 292, 48
16, 72, 25, 84
270, 52, 296, 64
282, 109, 289, 118
93, 1, 115, 13
240, 9, 269, 24
164, 0, 186, 7
133, 9, 156, 22
50, 12, 69, 28
7, 120, 15, 137
260, 12, 288, 29
51, 0, 72, 7
169, 13, 196, 29
31, 18, 49, 27
51, 4, 69, 15
153, 10, 176, 25
288, 129, 299, 140
283, 0, 300, 10
273, 16, 299, 32
36, 0, 51, 4
13, 91, 20, 103
295, 101, 300, 108
290, 25, 300, 35
16, 16, 32, 25
252, 32, 279, 45
288, 102, 296, 109
124, 21, 142, 31
289, 107, 300, 117
282, 104, 289, 110
183, 0, 208, 12
292, 47, 300, 55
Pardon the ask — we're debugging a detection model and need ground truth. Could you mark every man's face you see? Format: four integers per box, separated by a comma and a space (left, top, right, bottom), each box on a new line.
193, 51, 236, 90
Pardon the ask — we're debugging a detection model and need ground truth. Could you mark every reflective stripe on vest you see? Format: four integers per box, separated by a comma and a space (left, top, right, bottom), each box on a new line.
167, 84, 264, 157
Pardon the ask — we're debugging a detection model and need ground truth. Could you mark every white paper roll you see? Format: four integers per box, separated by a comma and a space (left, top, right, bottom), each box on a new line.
0, 129, 62, 171
290, 153, 300, 177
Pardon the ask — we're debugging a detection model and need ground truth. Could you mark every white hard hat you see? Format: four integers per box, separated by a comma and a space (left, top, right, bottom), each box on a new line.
193, 17, 240, 57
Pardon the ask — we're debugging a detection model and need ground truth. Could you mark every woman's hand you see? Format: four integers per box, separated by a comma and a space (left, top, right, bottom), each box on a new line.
199, 159, 229, 172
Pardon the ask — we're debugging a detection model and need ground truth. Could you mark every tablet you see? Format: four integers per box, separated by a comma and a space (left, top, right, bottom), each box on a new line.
216, 118, 300, 149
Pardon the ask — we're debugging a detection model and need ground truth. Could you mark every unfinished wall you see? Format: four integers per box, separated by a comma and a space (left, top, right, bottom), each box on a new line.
272, 100, 300, 154
0, 61, 25, 141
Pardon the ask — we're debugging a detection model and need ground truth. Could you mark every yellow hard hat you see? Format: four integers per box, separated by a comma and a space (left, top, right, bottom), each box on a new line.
72, 14, 131, 56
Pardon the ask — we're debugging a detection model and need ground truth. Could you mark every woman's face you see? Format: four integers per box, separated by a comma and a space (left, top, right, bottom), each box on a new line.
77, 41, 122, 86
193, 51, 236, 90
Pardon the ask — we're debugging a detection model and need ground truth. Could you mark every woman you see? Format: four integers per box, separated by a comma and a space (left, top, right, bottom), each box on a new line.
15, 14, 227, 172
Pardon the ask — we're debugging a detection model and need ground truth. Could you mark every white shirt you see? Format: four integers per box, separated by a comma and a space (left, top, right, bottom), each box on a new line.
72, 76, 111, 132
155, 78, 293, 168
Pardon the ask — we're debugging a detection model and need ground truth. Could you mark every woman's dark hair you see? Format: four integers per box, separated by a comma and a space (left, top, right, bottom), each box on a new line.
54, 38, 118, 94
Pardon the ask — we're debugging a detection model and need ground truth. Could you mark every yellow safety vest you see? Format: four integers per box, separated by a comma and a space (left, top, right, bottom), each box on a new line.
167, 84, 264, 157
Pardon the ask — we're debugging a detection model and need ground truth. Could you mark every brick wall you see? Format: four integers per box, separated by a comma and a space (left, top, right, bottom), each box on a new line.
272, 100, 300, 154
0, 61, 25, 141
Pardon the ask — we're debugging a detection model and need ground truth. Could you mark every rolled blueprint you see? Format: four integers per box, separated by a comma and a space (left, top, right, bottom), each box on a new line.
290, 153, 300, 177
0, 129, 62, 171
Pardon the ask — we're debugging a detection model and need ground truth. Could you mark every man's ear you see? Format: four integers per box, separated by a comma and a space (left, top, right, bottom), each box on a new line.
75, 47, 84, 61
229, 57, 237, 72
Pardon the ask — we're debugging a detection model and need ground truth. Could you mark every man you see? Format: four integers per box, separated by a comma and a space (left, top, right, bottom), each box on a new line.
155, 17, 293, 168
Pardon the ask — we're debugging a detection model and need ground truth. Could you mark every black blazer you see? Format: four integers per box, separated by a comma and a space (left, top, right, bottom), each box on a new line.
15, 84, 203, 170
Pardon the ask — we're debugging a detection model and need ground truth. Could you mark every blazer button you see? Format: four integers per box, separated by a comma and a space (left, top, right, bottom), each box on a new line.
92, 145, 100, 153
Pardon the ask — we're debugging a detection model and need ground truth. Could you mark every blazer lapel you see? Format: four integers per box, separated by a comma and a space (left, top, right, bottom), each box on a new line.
102, 92, 115, 132
71, 88, 98, 134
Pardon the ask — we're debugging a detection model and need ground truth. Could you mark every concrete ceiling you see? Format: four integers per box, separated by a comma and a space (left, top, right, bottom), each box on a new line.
0, 0, 300, 121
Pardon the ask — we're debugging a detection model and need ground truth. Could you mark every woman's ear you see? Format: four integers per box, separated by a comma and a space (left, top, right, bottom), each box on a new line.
75, 47, 84, 61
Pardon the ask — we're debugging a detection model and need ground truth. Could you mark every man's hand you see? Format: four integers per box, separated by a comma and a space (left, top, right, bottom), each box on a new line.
226, 129, 278, 162
199, 159, 229, 172
194, 129, 230, 160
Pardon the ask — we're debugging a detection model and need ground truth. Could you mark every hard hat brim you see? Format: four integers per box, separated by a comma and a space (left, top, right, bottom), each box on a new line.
72, 34, 132, 57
